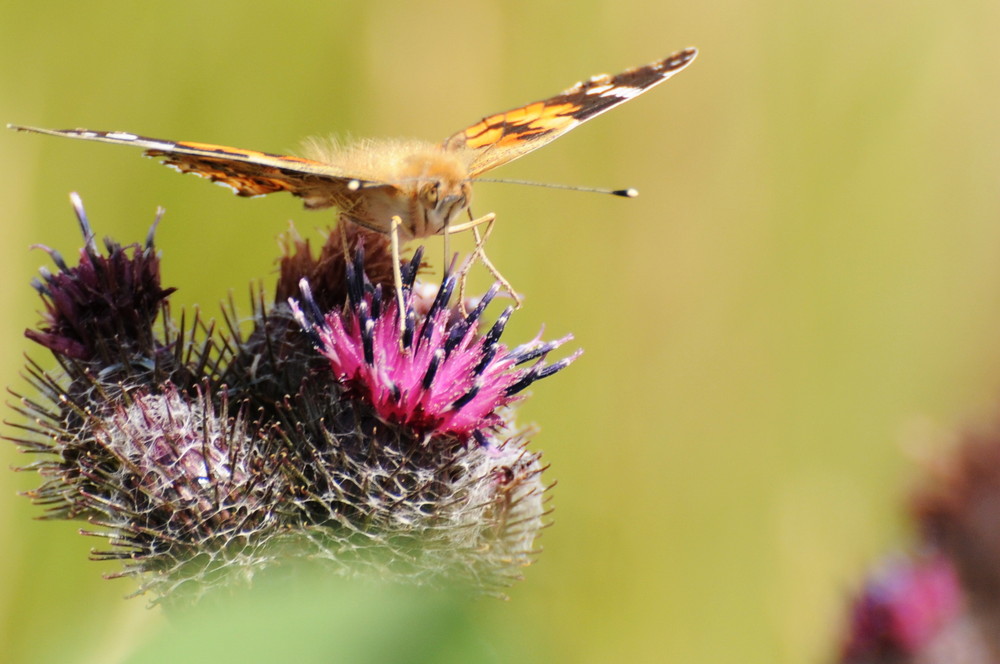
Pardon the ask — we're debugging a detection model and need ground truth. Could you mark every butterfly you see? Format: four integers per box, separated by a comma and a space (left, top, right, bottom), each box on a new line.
9, 48, 697, 245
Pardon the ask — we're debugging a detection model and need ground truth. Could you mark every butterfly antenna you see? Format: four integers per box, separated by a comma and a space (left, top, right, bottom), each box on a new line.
471, 177, 638, 198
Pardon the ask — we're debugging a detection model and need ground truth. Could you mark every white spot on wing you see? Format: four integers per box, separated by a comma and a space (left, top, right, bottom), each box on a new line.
599, 86, 645, 99
585, 84, 614, 96
105, 132, 139, 141
212, 179, 241, 194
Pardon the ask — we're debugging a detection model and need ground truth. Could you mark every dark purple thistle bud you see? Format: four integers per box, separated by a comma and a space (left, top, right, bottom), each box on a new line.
26, 193, 175, 369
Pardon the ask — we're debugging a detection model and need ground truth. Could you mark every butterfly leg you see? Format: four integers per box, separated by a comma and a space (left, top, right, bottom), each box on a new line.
388, 216, 408, 326
447, 211, 496, 235
451, 212, 491, 313
449, 211, 495, 314
453, 212, 521, 311
338, 217, 352, 263
443, 217, 452, 283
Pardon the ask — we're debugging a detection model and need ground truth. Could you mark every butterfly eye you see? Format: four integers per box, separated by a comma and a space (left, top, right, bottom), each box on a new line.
421, 182, 439, 206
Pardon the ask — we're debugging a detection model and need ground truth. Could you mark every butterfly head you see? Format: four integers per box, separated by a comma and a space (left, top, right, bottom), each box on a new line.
414, 178, 472, 238
392, 146, 474, 239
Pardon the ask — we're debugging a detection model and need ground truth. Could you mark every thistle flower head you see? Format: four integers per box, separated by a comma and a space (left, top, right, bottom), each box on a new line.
291, 246, 581, 439
837, 420, 1000, 663
78, 385, 286, 602
840, 553, 963, 663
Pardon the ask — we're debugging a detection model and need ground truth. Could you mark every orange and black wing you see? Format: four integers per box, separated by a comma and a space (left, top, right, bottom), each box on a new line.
7, 125, 380, 207
445, 47, 697, 178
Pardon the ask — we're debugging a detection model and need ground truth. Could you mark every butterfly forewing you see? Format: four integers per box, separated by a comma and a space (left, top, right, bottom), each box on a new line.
448, 47, 697, 178
7, 125, 382, 204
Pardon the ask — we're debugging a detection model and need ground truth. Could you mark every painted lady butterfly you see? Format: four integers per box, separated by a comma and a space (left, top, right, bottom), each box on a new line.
9, 48, 697, 245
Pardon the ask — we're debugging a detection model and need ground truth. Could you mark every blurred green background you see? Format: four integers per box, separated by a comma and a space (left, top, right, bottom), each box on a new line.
4, 1, 1000, 662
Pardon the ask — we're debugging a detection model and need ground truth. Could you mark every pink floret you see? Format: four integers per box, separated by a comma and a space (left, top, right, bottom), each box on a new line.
293, 268, 578, 440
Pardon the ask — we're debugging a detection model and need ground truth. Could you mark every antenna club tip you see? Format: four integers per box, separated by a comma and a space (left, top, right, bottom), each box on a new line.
614, 188, 639, 198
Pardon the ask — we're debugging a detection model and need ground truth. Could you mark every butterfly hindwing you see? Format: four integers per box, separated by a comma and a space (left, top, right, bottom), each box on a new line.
447, 47, 697, 178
